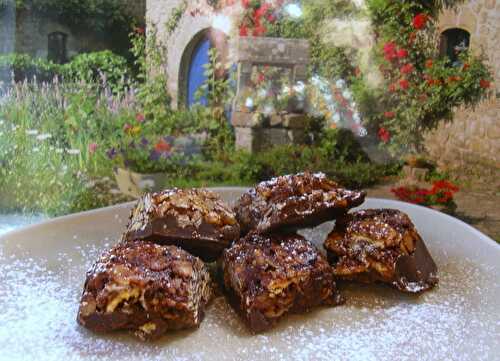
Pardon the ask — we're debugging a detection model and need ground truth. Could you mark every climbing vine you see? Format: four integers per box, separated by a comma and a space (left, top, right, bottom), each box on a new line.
366, 0, 492, 155
165, 1, 188, 35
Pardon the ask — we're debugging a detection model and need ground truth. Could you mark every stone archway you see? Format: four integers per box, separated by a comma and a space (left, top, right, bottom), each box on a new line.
177, 27, 229, 108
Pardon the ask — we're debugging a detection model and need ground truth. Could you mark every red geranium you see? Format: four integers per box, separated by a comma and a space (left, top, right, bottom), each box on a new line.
255, 3, 271, 19
253, 24, 266, 36
399, 78, 410, 90
479, 79, 490, 88
432, 180, 459, 192
400, 63, 414, 75
397, 49, 408, 58
239, 25, 248, 36
378, 127, 391, 143
383, 41, 397, 61
384, 111, 395, 119
412, 13, 428, 30
154, 139, 172, 154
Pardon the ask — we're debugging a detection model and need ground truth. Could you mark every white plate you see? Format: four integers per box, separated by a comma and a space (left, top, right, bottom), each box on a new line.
0, 187, 499, 361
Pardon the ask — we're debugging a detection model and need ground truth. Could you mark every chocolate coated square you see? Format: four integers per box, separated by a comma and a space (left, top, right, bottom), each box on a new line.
124, 188, 240, 262
324, 209, 438, 293
222, 232, 343, 333
77, 241, 211, 340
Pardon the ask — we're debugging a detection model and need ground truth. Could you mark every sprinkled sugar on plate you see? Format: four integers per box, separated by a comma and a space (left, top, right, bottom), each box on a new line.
0, 188, 499, 361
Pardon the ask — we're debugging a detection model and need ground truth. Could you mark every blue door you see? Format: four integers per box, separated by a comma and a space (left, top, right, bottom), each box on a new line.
187, 37, 210, 107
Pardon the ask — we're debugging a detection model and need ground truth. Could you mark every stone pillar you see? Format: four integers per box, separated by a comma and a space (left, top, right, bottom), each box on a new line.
232, 36, 310, 152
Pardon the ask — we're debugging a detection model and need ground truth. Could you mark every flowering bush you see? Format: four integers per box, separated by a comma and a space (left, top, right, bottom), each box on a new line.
367, 0, 493, 155
238, 0, 282, 37
391, 180, 459, 208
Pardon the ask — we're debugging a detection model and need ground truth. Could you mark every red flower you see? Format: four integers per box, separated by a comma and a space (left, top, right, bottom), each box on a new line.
154, 139, 172, 154
425, 59, 433, 69
447, 76, 461, 83
384, 111, 395, 119
378, 127, 391, 143
463, 63, 470, 70
399, 78, 410, 90
135, 113, 145, 123
241, 0, 250, 8
400, 63, 414, 75
88, 143, 98, 154
267, 13, 276, 23
479, 79, 490, 89
255, 3, 272, 18
397, 49, 408, 58
432, 180, 459, 192
383, 41, 397, 61
135, 27, 145, 35
257, 72, 265, 83
388, 83, 397, 92
253, 25, 266, 36
412, 13, 428, 30
239, 25, 248, 36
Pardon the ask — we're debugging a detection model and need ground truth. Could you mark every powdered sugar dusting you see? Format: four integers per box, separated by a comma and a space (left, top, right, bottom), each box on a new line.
1, 228, 499, 361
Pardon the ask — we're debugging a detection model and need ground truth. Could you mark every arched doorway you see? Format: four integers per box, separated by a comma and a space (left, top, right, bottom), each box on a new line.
179, 28, 228, 108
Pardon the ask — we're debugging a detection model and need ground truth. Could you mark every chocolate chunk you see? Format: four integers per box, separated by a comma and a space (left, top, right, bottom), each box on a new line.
222, 232, 343, 333
124, 188, 240, 262
324, 209, 438, 293
234, 172, 366, 235
77, 241, 212, 340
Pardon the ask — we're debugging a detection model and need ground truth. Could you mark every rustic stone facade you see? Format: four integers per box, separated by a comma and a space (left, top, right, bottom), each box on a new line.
147, 0, 241, 108
0, 0, 145, 61
425, 0, 500, 169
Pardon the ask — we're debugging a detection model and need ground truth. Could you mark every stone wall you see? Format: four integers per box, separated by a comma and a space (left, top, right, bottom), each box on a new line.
425, 0, 500, 169
147, 0, 241, 108
14, 9, 109, 60
1, 0, 146, 61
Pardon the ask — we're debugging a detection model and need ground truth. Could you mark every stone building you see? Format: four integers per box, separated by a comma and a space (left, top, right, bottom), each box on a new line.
0, 0, 146, 63
147, 0, 241, 108
425, 0, 499, 170
147, 0, 498, 164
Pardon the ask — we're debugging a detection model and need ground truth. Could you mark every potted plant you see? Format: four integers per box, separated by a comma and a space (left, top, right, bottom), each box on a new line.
391, 180, 459, 214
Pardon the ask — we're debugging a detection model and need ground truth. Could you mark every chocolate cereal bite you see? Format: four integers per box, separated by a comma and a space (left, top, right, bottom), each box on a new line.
77, 241, 211, 340
324, 209, 438, 293
222, 233, 343, 333
124, 188, 240, 262
234, 172, 366, 235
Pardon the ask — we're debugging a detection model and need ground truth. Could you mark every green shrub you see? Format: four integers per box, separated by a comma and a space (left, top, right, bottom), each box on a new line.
0, 53, 63, 82
63, 51, 131, 92
0, 52, 131, 91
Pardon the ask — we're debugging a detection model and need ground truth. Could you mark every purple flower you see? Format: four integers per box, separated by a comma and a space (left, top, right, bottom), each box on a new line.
106, 147, 117, 159
149, 150, 160, 161
140, 137, 149, 147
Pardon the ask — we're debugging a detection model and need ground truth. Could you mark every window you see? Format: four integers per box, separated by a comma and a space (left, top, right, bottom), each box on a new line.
439, 28, 470, 65
47, 31, 68, 64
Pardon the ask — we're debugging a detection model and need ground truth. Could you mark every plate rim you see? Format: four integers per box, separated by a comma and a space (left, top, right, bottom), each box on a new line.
1, 189, 498, 251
